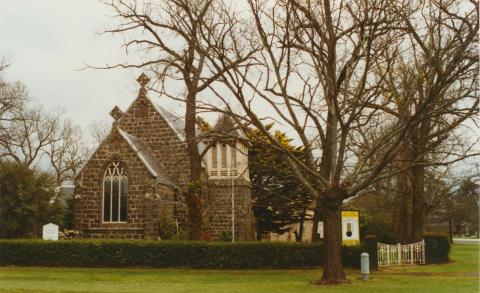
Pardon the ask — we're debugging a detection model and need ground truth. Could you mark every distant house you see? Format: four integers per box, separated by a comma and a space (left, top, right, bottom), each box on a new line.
74, 74, 254, 240
53, 181, 74, 207
264, 220, 315, 242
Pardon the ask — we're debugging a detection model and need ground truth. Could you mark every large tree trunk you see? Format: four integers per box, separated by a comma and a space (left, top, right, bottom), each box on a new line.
395, 123, 428, 244
311, 109, 335, 243
313, 191, 346, 284
411, 164, 426, 242
185, 90, 204, 240
410, 121, 429, 242
395, 142, 414, 244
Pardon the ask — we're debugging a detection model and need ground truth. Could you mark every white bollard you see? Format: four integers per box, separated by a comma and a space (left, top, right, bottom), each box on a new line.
361, 252, 370, 280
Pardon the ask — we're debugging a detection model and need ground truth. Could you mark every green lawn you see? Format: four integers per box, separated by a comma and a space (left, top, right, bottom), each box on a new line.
0, 244, 478, 293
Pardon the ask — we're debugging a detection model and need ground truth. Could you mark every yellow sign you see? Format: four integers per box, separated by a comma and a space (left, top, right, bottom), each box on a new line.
341, 210, 360, 246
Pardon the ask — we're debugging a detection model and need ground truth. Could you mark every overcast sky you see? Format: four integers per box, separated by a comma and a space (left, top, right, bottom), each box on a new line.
1, 0, 478, 175
0, 0, 180, 131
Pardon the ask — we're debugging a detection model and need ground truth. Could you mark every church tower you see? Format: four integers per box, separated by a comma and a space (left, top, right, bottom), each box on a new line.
205, 114, 254, 241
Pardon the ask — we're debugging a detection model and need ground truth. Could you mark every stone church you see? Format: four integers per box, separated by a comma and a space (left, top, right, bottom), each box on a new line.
74, 73, 254, 240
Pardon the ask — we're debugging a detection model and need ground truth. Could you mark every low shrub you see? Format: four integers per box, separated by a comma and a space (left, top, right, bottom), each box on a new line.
0, 240, 363, 269
58, 230, 80, 240
424, 233, 450, 264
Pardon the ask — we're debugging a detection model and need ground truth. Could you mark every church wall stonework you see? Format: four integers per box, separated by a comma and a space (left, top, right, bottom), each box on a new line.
74, 76, 254, 241
118, 95, 191, 189
116, 95, 190, 228
207, 179, 255, 240
74, 128, 176, 240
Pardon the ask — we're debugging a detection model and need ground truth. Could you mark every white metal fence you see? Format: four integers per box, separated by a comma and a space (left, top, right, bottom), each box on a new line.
377, 240, 425, 267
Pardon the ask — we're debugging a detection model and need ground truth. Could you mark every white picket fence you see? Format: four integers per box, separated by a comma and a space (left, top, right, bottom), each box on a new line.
377, 240, 425, 266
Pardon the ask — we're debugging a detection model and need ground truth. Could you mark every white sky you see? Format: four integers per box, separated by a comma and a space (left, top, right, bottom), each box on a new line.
1, 0, 478, 176
0, 0, 180, 131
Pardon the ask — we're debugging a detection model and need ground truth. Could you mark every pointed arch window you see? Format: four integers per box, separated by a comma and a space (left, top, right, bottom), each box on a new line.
103, 161, 128, 222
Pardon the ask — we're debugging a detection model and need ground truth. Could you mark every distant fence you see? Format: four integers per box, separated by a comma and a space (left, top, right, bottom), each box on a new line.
377, 240, 425, 266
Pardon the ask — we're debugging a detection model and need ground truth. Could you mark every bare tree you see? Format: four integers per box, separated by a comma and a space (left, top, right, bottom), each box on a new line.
366, 0, 479, 243
204, 0, 401, 283
201, 0, 478, 283
0, 105, 90, 183
0, 107, 60, 167
45, 119, 89, 185
88, 120, 111, 145
99, 0, 256, 239
0, 57, 8, 72
0, 71, 89, 187
0, 63, 27, 124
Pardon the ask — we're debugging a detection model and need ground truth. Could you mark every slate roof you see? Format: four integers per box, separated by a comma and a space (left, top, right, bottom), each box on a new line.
154, 102, 186, 141
148, 98, 207, 159
117, 128, 178, 188
149, 98, 204, 140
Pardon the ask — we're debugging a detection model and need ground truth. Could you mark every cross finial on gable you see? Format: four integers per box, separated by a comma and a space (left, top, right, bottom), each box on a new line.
110, 105, 124, 121
137, 73, 150, 87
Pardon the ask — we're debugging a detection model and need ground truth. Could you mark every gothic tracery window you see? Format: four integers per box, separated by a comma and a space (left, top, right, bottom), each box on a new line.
103, 161, 128, 222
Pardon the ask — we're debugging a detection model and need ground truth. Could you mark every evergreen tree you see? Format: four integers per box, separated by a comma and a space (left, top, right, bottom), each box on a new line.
248, 125, 313, 241
0, 160, 63, 238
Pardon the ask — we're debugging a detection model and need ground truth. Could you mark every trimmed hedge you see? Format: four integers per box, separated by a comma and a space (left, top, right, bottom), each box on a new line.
424, 234, 450, 264
0, 240, 363, 269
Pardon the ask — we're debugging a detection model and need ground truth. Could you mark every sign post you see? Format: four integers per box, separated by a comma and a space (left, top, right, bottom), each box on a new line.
341, 210, 360, 246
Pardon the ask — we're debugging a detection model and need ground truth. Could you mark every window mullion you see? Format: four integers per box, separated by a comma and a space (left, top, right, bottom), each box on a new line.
104, 162, 128, 223
118, 178, 121, 222
110, 179, 113, 222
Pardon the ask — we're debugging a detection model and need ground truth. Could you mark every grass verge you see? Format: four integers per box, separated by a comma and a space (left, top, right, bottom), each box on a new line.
0, 244, 477, 293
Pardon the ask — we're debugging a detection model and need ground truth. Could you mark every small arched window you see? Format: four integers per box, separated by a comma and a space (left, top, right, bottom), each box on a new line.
103, 161, 128, 222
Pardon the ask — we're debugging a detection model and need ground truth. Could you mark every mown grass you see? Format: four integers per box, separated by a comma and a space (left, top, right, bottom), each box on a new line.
0, 244, 478, 293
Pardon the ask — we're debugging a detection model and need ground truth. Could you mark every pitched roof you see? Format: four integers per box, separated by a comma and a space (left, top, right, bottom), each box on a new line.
148, 97, 204, 140
117, 128, 178, 188
151, 101, 186, 141
147, 97, 207, 160
212, 114, 246, 138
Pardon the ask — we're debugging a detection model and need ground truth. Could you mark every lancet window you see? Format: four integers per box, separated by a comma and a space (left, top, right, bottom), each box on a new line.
103, 161, 128, 222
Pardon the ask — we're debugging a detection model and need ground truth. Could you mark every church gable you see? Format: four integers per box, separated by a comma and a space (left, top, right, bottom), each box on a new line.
116, 95, 185, 148
74, 126, 179, 240
78, 127, 158, 185
74, 73, 253, 241
107, 75, 191, 188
